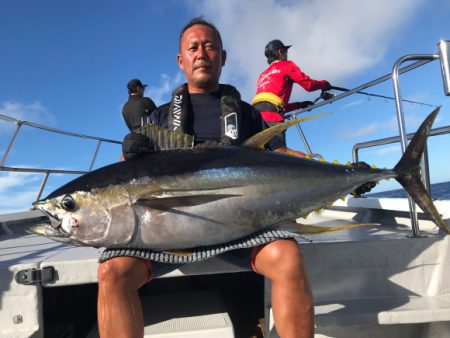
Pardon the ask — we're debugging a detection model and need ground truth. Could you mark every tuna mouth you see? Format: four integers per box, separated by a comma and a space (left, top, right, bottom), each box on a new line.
32, 207, 63, 230
26, 211, 70, 241
27, 223, 69, 238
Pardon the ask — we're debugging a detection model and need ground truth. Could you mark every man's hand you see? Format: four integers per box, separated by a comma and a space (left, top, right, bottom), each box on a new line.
350, 161, 376, 196
122, 132, 155, 160
324, 81, 332, 91
296, 101, 314, 109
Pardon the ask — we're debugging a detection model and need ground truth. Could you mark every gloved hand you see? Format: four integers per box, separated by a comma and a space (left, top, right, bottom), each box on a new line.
350, 161, 376, 196
296, 101, 314, 109
122, 132, 155, 160
323, 81, 332, 91
320, 91, 334, 101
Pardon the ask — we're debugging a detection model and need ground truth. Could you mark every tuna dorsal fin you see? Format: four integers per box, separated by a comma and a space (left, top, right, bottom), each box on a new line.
140, 124, 195, 150
242, 113, 331, 149
136, 194, 239, 210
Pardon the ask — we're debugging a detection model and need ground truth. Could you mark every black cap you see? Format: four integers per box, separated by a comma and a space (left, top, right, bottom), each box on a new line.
264, 39, 292, 57
127, 79, 147, 92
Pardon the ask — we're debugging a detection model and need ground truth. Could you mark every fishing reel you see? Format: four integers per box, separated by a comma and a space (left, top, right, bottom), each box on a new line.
312, 91, 335, 105
319, 91, 334, 101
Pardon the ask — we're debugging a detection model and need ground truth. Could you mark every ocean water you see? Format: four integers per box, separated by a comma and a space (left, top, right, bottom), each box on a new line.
367, 181, 450, 200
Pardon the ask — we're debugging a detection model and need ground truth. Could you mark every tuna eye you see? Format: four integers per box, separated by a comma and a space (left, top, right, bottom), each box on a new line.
61, 195, 77, 211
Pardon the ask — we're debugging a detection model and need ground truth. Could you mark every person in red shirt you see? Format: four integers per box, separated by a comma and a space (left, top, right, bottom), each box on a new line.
252, 39, 331, 153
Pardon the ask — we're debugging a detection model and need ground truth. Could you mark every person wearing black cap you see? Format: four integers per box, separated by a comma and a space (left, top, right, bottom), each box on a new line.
252, 39, 331, 151
122, 78, 157, 132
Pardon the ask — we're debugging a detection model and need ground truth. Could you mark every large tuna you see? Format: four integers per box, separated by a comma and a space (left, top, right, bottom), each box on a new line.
30, 108, 449, 249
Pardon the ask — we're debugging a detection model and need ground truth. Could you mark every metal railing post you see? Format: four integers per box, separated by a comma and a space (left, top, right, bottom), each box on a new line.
292, 119, 314, 155
1, 122, 23, 166
89, 140, 102, 171
36, 172, 50, 201
392, 54, 439, 237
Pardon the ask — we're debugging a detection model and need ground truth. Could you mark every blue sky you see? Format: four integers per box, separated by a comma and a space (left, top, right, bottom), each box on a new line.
1, 0, 449, 213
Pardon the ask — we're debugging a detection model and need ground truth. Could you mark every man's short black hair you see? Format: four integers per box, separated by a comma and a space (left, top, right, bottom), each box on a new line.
179, 16, 223, 51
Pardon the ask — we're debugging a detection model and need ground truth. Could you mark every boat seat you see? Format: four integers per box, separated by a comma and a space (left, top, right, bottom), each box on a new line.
315, 294, 450, 327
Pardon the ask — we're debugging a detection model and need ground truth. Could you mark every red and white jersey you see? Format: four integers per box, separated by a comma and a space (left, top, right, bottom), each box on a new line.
252, 60, 328, 122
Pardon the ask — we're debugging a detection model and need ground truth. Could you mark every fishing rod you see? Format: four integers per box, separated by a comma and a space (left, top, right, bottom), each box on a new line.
290, 84, 437, 158
329, 85, 438, 107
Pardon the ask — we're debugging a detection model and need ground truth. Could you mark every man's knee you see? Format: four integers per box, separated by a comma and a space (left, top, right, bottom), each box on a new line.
98, 259, 125, 286
98, 257, 150, 289
255, 240, 306, 275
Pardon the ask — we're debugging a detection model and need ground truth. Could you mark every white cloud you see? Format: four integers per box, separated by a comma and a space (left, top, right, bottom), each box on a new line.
0, 166, 78, 213
0, 101, 55, 132
374, 144, 401, 156
340, 99, 366, 109
349, 123, 379, 138
337, 108, 435, 139
147, 72, 184, 106
0, 171, 42, 213
189, 0, 424, 101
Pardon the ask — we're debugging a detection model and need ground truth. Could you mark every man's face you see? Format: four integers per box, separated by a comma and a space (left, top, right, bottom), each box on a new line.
177, 24, 226, 93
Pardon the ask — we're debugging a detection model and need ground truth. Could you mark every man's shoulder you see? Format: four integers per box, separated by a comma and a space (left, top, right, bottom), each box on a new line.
155, 102, 171, 113
150, 102, 170, 127
143, 96, 157, 107
283, 60, 300, 71
239, 99, 264, 124
239, 100, 254, 114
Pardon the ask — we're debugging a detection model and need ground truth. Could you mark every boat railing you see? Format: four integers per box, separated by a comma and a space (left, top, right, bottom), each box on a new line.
352, 125, 450, 194
0, 114, 121, 201
286, 40, 450, 237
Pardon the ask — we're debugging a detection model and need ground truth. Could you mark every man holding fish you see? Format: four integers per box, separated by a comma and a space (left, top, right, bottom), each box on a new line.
98, 17, 315, 338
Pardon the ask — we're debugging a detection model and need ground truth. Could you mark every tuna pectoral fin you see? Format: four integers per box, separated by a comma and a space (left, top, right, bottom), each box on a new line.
242, 113, 331, 149
136, 194, 240, 210
286, 223, 379, 235
394, 107, 450, 234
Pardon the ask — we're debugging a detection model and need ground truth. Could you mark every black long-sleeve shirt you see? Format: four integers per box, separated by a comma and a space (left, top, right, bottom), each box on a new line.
122, 95, 157, 132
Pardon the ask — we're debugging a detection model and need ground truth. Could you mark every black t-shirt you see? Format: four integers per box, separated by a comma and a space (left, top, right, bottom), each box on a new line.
150, 91, 281, 149
190, 92, 222, 143
122, 95, 157, 132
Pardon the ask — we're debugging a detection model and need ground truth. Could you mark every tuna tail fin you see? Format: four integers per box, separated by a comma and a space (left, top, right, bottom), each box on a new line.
242, 113, 331, 149
394, 106, 449, 234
